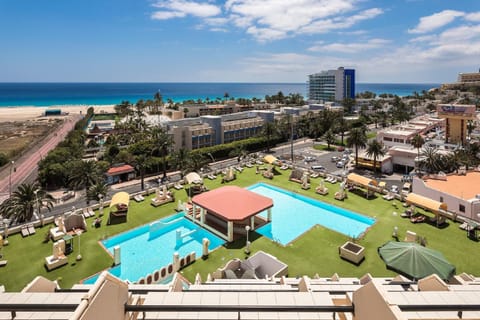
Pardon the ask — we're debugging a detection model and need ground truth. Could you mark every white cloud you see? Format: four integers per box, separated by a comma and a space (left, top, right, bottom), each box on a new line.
309, 38, 390, 53
408, 10, 464, 34
151, 0, 221, 20
225, 0, 383, 40
465, 12, 480, 22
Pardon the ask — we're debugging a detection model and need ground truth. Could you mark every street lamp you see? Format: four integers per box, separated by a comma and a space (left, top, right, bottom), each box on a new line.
245, 225, 251, 254
8, 161, 15, 197
76, 230, 82, 261
207, 153, 215, 163
98, 194, 104, 217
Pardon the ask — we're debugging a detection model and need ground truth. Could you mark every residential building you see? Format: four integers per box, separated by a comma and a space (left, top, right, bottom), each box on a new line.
6, 270, 480, 320
437, 104, 476, 145
413, 171, 480, 222
308, 67, 355, 103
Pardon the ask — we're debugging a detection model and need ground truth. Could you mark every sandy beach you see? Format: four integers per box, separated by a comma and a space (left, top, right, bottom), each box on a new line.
0, 105, 116, 122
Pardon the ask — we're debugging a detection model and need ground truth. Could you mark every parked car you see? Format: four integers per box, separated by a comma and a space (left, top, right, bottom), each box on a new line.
304, 156, 316, 163
311, 165, 325, 171
331, 156, 339, 162
391, 185, 399, 193
336, 161, 345, 168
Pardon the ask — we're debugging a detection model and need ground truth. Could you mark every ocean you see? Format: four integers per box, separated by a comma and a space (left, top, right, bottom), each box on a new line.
0, 82, 440, 107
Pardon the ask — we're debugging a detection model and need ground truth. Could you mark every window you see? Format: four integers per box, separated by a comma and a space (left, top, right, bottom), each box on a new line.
383, 137, 392, 142
459, 204, 465, 213
440, 196, 444, 202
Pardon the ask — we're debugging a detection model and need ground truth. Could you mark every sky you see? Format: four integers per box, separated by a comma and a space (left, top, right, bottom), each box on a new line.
0, 0, 479, 83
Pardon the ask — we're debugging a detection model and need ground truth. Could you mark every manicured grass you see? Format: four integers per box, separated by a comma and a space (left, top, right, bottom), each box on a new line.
313, 144, 337, 151
1, 168, 477, 291
366, 132, 377, 139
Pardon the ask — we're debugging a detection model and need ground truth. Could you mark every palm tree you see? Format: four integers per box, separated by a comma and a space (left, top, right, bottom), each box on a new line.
365, 140, 386, 174
134, 154, 150, 191
0, 183, 53, 223
150, 126, 173, 181
347, 127, 367, 167
261, 122, 277, 152
87, 181, 109, 203
68, 160, 100, 204
171, 148, 191, 176
410, 134, 425, 172
421, 146, 440, 174
323, 129, 336, 150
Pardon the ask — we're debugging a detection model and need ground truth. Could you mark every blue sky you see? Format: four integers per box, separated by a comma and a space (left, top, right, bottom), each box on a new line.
1, 0, 479, 83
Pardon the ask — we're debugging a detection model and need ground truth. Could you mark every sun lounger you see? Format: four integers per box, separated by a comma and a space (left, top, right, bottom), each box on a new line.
87, 207, 95, 216
21, 226, 29, 237
245, 163, 253, 168
310, 172, 319, 178
410, 215, 426, 223
382, 194, 395, 201
459, 222, 469, 230
82, 208, 91, 218
0, 260, 7, 267
207, 174, 217, 180
280, 165, 289, 170
174, 183, 183, 190
27, 224, 36, 235
134, 195, 145, 202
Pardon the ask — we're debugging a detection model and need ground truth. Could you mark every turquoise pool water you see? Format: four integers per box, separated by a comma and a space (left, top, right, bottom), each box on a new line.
84, 213, 225, 283
249, 183, 375, 245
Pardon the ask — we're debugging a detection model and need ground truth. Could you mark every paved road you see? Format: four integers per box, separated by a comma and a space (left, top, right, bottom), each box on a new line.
0, 115, 81, 201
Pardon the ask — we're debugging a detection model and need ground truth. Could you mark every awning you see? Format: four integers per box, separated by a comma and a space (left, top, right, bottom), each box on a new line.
263, 155, 278, 164
347, 173, 378, 188
110, 192, 130, 208
184, 172, 203, 184
405, 193, 447, 214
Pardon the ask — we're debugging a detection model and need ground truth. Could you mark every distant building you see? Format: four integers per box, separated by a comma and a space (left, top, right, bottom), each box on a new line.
437, 104, 476, 145
308, 67, 355, 103
457, 69, 480, 83
167, 111, 272, 151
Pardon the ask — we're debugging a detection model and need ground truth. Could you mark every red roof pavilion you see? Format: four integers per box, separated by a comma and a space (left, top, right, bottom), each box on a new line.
192, 186, 273, 221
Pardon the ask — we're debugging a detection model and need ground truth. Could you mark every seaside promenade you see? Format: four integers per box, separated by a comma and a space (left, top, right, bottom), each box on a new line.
0, 114, 81, 202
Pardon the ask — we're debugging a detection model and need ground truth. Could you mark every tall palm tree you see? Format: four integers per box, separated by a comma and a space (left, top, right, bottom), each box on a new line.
69, 160, 100, 204
365, 140, 386, 174
171, 148, 191, 176
347, 127, 367, 167
323, 129, 336, 150
421, 146, 440, 174
150, 126, 173, 181
134, 154, 150, 191
261, 122, 277, 152
87, 181, 109, 203
410, 134, 425, 172
0, 183, 53, 223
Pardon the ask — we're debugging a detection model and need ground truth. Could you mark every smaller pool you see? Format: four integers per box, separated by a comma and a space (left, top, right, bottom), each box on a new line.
84, 213, 225, 283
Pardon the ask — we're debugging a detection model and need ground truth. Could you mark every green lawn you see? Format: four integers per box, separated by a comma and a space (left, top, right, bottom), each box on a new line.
1, 167, 477, 291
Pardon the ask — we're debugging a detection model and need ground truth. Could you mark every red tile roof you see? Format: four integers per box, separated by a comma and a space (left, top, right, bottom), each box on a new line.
107, 164, 135, 175
192, 186, 273, 221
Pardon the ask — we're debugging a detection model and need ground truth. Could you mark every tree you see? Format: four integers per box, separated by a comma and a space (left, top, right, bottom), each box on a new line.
347, 127, 367, 167
68, 160, 101, 204
183, 108, 189, 118
87, 181, 109, 203
171, 148, 191, 176
261, 122, 277, 152
342, 98, 356, 114
134, 154, 150, 191
365, 140, 386, 174
421, 146, 440, 174
410, 134, 425, 172
150, 126, 173, 181
0, 183, 53, 223
323, 129, 336, 150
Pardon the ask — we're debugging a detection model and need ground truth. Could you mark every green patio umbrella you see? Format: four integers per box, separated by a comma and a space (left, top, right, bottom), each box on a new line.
378, 241, 456, 281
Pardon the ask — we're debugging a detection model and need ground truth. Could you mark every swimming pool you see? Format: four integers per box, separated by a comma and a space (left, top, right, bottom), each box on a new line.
249, 183, 375, 245
84, 213, 225, 283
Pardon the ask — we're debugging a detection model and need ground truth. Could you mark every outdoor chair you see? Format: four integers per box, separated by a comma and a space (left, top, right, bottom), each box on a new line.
21, 226, 29, 237
27, 224, 36, 235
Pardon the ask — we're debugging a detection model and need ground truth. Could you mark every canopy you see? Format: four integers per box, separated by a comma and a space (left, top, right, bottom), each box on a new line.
184, 172, 203, 185
405, 193, 447, 214
378, 241, 455, 280
263, 155, 278, 164
110, 192, 130, 208
347, 173, 378, 187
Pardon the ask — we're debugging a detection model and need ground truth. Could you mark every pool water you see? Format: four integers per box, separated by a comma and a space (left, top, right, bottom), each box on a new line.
84, 213, 225, 283
250, 183, 375, 245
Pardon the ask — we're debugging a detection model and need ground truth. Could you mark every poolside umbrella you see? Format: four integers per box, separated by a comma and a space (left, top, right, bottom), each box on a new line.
378, 241, 455, 281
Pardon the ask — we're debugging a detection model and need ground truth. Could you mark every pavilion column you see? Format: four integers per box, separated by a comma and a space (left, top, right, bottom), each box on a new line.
200, 208, 205, 225
267, 208, 272, 222
250, 216, 255, 230
227, 221, 234, 242
192, 204, 197, 221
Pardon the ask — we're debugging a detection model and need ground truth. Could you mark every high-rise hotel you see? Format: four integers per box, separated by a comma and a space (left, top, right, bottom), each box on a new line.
308, 67, 355, 103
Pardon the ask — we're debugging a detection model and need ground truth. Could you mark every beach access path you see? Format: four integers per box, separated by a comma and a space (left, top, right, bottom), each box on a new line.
0, 114, 81, 202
